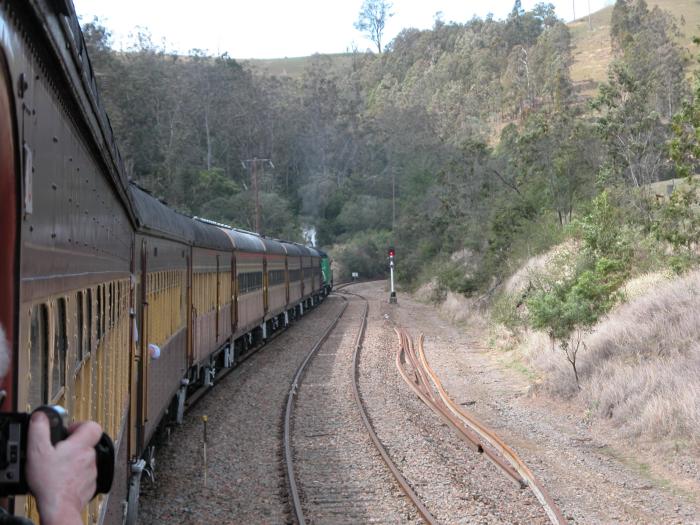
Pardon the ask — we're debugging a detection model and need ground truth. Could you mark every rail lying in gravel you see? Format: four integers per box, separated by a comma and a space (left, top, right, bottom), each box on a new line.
395, 328, 566, 525
283, 292, 435, 524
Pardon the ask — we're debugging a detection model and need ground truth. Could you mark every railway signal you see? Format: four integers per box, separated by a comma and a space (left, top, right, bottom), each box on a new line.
388, 247, 397, 304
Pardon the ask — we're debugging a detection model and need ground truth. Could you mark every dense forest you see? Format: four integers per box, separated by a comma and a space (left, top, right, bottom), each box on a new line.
84, 0, 696, 283
85, 0, 699, 315
84, 0, 700, 442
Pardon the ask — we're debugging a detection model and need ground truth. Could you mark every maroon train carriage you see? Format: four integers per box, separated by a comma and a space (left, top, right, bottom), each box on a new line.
280, 241, 304, 310
261, 237, 288, 330
0, 2, 332, 524
1, 1, 137, 523
297, 244, 314, 308
129, 184, 192, 461
190, 220, 233, 369
219, 227, 266, 349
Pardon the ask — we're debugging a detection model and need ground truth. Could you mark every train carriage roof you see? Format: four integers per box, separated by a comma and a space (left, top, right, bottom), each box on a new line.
307, 247, 323, 258
191, 220, 232, 251
27, 0, 136, 223
261, 237, 286, 256
219, 228, 266, 253
295, 244, 312, 257
278, 241, 303, 257
129, 184, 193, 244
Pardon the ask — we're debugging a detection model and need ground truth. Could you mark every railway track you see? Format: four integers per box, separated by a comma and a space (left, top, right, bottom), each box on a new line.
283, 290, 432, 524
395, 327, 566, 525
138, 298, 347, 524
140, 282, 555, 523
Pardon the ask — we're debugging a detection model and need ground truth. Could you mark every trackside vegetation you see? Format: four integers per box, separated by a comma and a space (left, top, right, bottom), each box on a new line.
84, 0, 700, 445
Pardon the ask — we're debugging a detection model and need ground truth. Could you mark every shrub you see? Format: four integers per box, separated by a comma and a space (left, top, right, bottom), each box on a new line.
527, 192, 631, 386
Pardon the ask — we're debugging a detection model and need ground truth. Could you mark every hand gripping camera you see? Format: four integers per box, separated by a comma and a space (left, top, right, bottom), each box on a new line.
0, 405, 114, 497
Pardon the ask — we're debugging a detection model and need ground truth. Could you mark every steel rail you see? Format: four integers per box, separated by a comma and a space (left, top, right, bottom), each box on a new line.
395, 329, 524, 484
347, 295, 438, 524
415, 334, 566, 525
283, 296, 349, 525
395, 329, 483, 455
285, 287, 437, 525
394, 327, 566, 525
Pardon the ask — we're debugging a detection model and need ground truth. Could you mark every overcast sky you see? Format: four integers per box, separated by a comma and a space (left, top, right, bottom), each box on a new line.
73, 0, 615, 59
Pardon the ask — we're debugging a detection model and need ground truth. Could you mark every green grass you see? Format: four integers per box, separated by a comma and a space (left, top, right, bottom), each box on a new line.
500, 355, 539, 381
596, 445, 699, 501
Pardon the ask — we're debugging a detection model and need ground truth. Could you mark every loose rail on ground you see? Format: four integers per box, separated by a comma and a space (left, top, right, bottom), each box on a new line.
395, 328, 566, 525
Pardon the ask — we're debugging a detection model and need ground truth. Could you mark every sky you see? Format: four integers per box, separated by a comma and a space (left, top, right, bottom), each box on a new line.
73, 0, 615, 60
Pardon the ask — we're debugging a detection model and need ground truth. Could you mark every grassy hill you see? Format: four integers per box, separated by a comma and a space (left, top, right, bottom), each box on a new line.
570, 0, 700, 94
241, 53, 355, 78
241, 2, 700, 91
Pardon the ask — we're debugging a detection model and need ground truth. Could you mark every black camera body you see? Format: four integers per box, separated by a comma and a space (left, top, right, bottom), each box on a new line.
0, 406, 114, 497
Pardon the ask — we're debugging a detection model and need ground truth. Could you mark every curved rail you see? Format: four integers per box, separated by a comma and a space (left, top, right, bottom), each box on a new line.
284, 289, 436, 525
395, 328, 566, 525
347, 292, 437, 524
283, 296, 349, 525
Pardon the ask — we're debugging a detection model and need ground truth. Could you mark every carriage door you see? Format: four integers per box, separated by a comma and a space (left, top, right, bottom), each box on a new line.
231, 255, 238, 334
186, 249, 193, 368
135, 238, 149, 453
0, 54, 17, 411
299, 256, 304, 298
262, 257, 269, 315
215, 255, 220, 342
284, 256, 289, 305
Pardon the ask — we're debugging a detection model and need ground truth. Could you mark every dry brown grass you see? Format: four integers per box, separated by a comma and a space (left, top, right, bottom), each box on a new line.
439, 291, 489, 330
569, 0, 700, 96
503, 240, 579, 296
527, 269, 700, 445
414, 277, 439, 303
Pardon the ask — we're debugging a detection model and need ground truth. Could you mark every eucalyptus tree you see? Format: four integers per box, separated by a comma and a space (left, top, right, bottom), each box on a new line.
354, 0, 393, 53
593, 1, 686, 190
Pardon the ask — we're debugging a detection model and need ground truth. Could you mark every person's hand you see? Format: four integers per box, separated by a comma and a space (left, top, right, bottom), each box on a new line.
26, 412, 102, 525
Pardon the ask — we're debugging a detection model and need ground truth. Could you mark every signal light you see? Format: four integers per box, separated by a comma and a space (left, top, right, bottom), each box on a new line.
388, 248, 395, 257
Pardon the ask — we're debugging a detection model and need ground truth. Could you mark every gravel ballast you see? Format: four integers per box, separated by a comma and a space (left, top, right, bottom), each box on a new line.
138, 280, 699, 524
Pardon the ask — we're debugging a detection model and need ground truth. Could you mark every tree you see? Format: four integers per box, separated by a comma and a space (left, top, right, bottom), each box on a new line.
354, 0, 393, 53
610, 0, 687, 119
593, 62, 668, 189
528, 192, 629, 387
656, 48, 700, 269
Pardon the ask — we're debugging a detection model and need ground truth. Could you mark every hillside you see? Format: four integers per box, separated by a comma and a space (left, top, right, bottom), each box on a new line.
240, 2, 700, 91
570, 0, 700, 93
242, 53, 354, 78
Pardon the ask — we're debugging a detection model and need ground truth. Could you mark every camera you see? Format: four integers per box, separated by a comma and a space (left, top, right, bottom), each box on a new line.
0, 405, 114, 497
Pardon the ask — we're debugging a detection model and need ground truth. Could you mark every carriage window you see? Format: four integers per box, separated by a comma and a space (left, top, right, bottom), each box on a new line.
86, 288, 92, 355
116, 282, 121, 324
29, 304, 49, 408
269, 270, 286, 286
96, 285, 102, 341
101, 285, 106, 336
239, 271, 263, 294
52, 298, 67, 401
76, 291, 83, 364
108, 283, 113, 329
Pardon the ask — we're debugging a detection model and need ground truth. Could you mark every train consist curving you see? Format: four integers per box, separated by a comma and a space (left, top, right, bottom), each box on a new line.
0, 1, 332, 523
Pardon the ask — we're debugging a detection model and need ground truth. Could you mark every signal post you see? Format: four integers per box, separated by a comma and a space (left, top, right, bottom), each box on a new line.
388, 247, 397, 304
